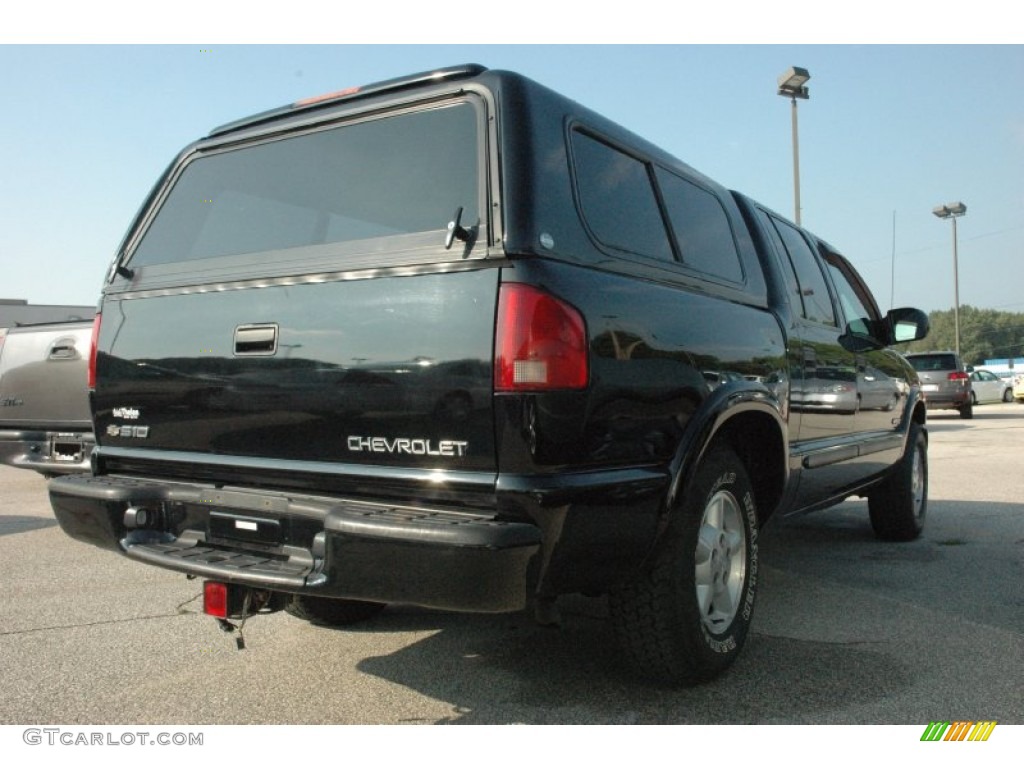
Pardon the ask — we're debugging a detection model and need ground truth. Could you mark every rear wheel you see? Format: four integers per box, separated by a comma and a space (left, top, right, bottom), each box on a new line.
609, 445, 758, 685
868, 421, 927, 541
959, 402, 973, 419
285, 595, 386, 626
1003, 388, 1013, 403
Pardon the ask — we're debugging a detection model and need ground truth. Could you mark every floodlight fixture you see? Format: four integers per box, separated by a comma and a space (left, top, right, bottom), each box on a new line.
777, 66, 811, 99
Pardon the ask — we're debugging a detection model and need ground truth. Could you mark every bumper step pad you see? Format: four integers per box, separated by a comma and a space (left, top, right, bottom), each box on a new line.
125, 533, 314, 588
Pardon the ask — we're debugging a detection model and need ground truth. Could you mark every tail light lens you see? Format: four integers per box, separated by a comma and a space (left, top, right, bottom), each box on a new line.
87, 313, 101, 390
948, 371, 969, 383
495, 284, 588, 392
203, 581, 228, 618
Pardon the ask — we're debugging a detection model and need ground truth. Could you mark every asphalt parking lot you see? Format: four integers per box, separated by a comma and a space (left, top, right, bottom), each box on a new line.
1, 403, 1022, 726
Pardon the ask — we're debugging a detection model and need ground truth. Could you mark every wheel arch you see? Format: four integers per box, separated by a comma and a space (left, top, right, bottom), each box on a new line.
711, 410, 787, 527
665, 388, 787, 532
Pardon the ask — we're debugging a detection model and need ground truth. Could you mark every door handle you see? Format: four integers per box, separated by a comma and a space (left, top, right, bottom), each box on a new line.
48, 336, 80, 360
234, 324, 278, 356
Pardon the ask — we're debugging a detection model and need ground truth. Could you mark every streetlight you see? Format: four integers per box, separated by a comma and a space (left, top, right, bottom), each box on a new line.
932, 201, 967, 359
777, 66, 810, 226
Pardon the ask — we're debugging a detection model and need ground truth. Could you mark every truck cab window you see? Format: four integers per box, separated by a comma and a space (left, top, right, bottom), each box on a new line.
825, 261, 874, 336
769, 217, 836, 326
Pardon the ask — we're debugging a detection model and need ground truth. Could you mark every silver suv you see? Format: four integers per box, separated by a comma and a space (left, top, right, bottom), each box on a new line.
905, 351, 972, 419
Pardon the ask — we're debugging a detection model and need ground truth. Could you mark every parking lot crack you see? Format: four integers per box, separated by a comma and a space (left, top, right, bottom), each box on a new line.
0, 610, 191, 637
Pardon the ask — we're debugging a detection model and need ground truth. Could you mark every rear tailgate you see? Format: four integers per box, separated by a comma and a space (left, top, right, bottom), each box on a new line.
0, 321, 92, 429
94, 269, 499, 482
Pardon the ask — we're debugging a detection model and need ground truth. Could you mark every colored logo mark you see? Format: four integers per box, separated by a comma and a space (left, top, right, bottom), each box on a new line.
920, 721, 997, 742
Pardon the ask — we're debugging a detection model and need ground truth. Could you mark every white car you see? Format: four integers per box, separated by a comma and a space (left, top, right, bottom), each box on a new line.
970, 369, 1013, 404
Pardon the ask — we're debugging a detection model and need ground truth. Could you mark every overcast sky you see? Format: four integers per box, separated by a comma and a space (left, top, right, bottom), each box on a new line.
2, 21, 1021, 317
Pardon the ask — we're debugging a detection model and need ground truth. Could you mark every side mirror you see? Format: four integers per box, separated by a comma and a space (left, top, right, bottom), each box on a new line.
886, 307, 929, 345
839, 327, 880, 353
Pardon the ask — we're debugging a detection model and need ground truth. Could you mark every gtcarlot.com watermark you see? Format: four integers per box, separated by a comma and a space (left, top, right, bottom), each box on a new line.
23, 728, 203, 747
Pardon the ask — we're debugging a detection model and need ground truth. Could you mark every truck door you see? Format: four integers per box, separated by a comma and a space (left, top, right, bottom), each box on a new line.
821, 250, 909, 468
759, 213, 862, 509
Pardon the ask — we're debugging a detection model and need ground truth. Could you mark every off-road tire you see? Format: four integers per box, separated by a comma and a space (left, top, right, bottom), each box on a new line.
285, 595, 386, 626
608, 445, 758, 685
868, 420, 927, 541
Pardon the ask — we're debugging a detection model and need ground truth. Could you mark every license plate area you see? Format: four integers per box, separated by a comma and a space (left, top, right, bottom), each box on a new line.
921, 384, 939, 392
209, 511, 284, 546
50, 436, 84, 462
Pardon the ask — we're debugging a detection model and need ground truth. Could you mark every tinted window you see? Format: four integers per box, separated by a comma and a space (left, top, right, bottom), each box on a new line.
572, 131, 672, 261
826, 262, 872, 336
654, 169, 743, 283
907, 354, 958, 371
769, 217, 836, 326
756, 210, 803, 309
130, 103, 480, 266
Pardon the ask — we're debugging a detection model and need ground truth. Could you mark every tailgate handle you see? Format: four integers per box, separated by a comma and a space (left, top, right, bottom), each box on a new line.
48, 336, 80, 360
234, 324, 278, 356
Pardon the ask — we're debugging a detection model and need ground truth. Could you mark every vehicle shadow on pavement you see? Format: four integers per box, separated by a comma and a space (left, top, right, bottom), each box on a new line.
344, 496, 1022, 724
0, 515, 59, 536
350, 596, 912, 724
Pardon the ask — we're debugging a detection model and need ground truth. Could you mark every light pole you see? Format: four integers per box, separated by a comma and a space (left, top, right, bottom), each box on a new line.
777, 66, 810, 226
932, 202, 967, 359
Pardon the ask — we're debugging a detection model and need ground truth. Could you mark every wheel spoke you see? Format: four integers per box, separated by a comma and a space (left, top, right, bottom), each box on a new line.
696, 583, 713, 617
723, 527, 743, 552
694, 525, 717, 595
708, 585, 734, 627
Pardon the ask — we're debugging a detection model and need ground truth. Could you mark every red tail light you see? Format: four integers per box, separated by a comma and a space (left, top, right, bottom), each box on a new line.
87, 313, 101, 390
203, 581, 228, 618
948, 371, 969, 382
495, 284, 588, 392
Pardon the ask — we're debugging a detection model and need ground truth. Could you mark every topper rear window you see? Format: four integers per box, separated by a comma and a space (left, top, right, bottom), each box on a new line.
128, 102, 480, 268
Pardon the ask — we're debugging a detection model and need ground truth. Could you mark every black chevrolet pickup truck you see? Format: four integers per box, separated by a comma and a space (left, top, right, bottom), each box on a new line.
50, 65, 929, 684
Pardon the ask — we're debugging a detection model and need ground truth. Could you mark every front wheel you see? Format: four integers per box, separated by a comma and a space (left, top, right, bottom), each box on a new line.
1003, 388, 1013, 403
868, 420, 927, 541
609, 445, 758, 685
